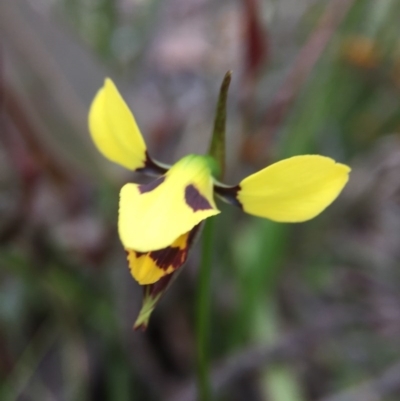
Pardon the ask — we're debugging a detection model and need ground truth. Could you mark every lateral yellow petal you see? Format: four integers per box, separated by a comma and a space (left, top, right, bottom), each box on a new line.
127, 231, 191, 285
119, 155, 219, 252
238, 155, 350, 222
88, 78, 147, 170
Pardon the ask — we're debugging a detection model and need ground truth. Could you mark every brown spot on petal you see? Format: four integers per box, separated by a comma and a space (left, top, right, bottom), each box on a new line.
138, 176, 165, 194
185, 184, 213, 211
149, 246, 187, 271
127, 224, 201, 297
146, 225, 200, 296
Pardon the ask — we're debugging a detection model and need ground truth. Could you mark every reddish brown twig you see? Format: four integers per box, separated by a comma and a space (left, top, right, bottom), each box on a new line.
263, 0, 355, 141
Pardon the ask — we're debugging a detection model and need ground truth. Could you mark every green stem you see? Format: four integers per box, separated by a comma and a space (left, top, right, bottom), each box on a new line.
195, 71, 230, 400
196, 218, 215, 401
208, 71, 231, 179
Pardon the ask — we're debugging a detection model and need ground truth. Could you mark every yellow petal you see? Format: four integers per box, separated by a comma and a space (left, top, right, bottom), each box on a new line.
238, 155, 350, 222
88, 78, 147, 170
127, 230, 193, 285
119, 154, 219, 252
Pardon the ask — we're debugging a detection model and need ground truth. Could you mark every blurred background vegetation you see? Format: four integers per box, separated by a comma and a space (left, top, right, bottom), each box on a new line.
1, 0, 400, 400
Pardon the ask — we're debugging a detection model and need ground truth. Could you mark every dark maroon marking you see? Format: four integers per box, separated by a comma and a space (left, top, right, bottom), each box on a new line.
127, 224, 201, 274
184, 185, 213, 211
214, 184, 243, 209
149, 245, 188, 272
138, 222, 204, 318
134, 250, 146, 258
138, 176, 165, 194
148, 222, 204, 273
137, 151, 169, 176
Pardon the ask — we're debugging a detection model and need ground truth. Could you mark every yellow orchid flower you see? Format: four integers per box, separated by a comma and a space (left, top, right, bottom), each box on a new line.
89, 78, 350, 329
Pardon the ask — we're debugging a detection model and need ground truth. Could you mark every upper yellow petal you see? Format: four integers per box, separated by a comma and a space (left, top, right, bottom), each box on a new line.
88, 78, 147, 170
119, 155, 220, 252
238, 155, 350, 222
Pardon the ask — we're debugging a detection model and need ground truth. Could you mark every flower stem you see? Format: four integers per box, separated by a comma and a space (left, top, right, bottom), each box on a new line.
208, 70, 231, 179
196, 71, 230, 400
196, 218, 215, 401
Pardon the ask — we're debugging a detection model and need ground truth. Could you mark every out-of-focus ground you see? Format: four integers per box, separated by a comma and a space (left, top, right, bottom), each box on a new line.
1, 0, 400, 400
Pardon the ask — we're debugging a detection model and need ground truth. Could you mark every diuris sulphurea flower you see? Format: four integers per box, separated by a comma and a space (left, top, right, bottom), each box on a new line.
89, 78, 350, 329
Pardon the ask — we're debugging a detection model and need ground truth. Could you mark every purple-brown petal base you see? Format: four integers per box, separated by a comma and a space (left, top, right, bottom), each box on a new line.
138, 176, 165, 194
136, 151, 169, 176
214, 183, 243, 209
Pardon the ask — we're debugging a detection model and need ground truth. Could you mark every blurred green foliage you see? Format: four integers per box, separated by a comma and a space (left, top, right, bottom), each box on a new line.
1, 0, 400, 400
